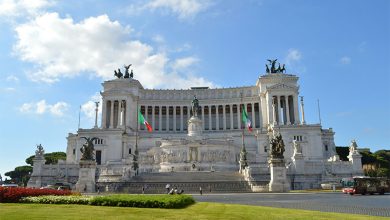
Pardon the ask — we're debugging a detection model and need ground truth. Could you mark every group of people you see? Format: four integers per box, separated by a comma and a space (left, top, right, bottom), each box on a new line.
165, 184, 184, 195
165, 184, 205, 195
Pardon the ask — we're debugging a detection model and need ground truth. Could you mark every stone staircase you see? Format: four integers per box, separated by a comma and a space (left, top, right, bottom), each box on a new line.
98, 171, 253, 193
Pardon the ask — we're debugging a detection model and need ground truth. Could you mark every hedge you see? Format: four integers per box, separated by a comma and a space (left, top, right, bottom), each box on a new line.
22, 194, 195, 209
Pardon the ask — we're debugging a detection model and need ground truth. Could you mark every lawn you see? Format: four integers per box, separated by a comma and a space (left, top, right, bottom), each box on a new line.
0, 202, 387, 220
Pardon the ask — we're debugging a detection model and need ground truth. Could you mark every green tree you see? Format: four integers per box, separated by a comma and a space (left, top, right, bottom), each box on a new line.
26, 152, 66, 166
4, 165, 33, 186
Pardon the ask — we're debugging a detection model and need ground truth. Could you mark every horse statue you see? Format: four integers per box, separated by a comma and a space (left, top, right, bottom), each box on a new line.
280, 64, 286, 73
124, 64, 132, 78
80, 137, 98, 160
265, 64, 270, 74
267, 59, 278, 73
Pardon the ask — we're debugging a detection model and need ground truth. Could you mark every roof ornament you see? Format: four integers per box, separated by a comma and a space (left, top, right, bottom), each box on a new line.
266, 59, 286, 74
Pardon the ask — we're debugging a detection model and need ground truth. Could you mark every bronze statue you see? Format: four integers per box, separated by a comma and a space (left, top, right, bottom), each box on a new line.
266, 64, 270, 74
80, 137, 98, 160
130, 69, 133, 78
266, 59, 286, 74
280, 64, 286, 73
270, 133, 285, 159
267, 59, 278, 73
191, 95, 200, 117
124, 64, 132, 78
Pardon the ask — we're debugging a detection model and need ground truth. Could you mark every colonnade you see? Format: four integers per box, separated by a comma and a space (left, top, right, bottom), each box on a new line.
271, 95, 298, 125
102, 99, 127, 129
139, 102, 261, 132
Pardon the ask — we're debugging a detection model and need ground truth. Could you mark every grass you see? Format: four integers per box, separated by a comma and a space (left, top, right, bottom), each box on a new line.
0, 202, 387, 220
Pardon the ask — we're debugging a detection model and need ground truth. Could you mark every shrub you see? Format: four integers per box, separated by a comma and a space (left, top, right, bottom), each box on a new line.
89, 194, 195, 208
21, 195, 90, 205
21, 194, 195, 209
0, 187, 73, 203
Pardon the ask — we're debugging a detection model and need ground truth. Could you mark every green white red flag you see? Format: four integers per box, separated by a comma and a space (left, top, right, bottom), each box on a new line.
241, 105, 253, 132
138, 109, 152, 132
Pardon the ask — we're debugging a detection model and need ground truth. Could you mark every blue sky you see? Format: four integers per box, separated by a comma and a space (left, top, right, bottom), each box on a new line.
0, 0, 389, 178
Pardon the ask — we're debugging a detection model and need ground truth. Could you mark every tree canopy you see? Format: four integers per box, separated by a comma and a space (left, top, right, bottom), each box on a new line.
26, 152, 66, 166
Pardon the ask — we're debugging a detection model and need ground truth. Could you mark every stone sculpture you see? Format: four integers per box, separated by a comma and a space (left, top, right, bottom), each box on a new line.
270, 133, 285, 159
35, 144, 45, 158
80, 137, 98, 160
191, 95, 200, 117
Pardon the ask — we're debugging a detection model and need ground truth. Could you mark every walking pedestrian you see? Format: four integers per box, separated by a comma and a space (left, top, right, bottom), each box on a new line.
199, 186, 203, 195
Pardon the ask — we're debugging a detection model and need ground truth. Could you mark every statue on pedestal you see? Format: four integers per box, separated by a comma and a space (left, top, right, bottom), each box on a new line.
270, 133, 285, 159
80, 137, 98, 160
35, 144, 45, 159
191, 95, 200, 117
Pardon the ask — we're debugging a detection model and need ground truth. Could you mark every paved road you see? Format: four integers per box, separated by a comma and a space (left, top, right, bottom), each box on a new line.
192, 193, 390, 217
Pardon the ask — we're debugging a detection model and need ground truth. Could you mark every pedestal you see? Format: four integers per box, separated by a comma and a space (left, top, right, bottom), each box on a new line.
76, 160, 96, 193
268, 158, 290, 192
188, 116, 203, 137
27, 158, 45, 188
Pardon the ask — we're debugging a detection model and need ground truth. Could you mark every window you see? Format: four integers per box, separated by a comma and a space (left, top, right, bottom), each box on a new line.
264, 146, 268, 152
129, 148, 132, 155
293, 136, 303, 142
73, 149, 75, 155
325, 145, 328, 151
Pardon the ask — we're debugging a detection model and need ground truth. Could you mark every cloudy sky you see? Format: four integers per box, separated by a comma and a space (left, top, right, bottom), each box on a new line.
0, 0, 389, 177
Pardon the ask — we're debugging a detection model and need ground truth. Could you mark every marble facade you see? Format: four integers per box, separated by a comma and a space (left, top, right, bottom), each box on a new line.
28, 69, 363, 191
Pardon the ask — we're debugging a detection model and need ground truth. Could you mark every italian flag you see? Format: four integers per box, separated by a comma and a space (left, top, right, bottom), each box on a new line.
241, 105, 253, 132
138, 109, 152, 132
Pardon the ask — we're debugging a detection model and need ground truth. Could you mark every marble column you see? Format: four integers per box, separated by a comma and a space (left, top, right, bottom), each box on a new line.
166, 106, 169, 131
278, 96, 283, 125
101, 99, 107, 128
208, 105, 212, 130
216, 105, 219, 130
152, 105, 155, 131
300, 96, 306, 125
272, 97, 277, 126
201, 106, 205, 130
251, 103, 256, 128
180, 106, 184, 131
173, 106, 177, 131
285, 96, 291, 125
293, 95, 299, 125
110, 100, 114, 128
159, 106, 162, 131
222, 105, 226, 130
117, 100, 122, 128
230, 104, 234, 130
237, 104, 241, 129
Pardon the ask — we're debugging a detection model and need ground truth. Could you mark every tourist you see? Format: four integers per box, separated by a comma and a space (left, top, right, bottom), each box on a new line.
165, 184, 170, 194
199, 186, 203, 195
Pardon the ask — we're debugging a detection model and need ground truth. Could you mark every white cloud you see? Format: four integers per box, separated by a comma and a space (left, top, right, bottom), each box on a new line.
0, 0, 53, 19
340, 56, 351, 64
19, 99, 69, 116
13, 12, 214, 89
81, 93, 102, 120
152, 34, 165, 44
6, 75, 19, 82
285, 48, 302, 65
172, 56, 199, 71
143, 0, 212, 20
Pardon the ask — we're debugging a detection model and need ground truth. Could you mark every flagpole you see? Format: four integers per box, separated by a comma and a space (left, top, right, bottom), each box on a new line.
317, 98, 322, 125
78, 105, 81, 130
134, 96, 139, 175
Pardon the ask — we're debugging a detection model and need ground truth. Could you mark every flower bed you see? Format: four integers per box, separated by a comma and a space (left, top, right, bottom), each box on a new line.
0, 187, 73, 203
22, 194, 195, 209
